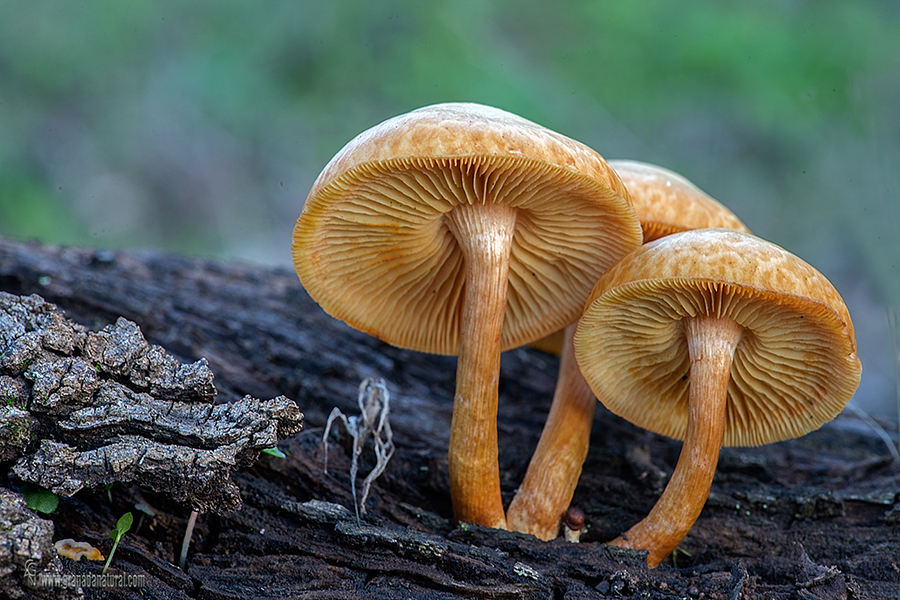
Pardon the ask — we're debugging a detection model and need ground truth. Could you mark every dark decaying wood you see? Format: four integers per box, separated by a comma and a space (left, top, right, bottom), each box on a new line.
1, 235, 899, 599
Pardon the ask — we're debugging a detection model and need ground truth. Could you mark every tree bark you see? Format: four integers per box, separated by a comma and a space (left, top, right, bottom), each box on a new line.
1, 235, 899, 599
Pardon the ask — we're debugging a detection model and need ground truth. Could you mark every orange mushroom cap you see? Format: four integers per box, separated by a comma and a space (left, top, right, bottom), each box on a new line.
55, 538, 105, 561
293, 102, 642, 355
576, 228, 861, 447
609, 159, 751, 243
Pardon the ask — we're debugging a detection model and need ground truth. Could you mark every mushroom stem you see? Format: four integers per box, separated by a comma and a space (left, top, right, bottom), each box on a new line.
611, 314, 742, 567
445, 200, 518, 529
507, 322, 596, 539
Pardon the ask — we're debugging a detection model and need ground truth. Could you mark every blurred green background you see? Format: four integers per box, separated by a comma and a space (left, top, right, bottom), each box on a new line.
1, 1, 898, 425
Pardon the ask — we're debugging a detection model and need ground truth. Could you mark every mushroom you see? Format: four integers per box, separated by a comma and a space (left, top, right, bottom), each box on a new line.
508, 161, 748, 540
562, 506, 587, 543
55, 538, 104, 561
574, 228, 862, 566
293, 102, 642, 528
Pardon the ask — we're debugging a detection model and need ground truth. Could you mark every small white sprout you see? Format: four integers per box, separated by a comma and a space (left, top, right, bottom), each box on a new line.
323, 377, 396, 521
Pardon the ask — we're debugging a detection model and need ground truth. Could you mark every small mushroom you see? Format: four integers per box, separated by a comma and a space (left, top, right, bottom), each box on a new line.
562, 506, 586, 543
574, 228, 862, 566
508, 162, 748, 540
293, 103, 642, 528
55, 538, 105, 561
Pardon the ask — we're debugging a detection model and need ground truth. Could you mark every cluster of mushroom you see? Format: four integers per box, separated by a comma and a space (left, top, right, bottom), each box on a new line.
292, 103, 862, 568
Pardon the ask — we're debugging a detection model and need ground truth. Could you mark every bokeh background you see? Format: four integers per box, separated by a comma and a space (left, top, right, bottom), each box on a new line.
1, 2, 898, 428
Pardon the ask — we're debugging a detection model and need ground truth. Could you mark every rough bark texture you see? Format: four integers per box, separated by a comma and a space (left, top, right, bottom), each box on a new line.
0, 291, 302, 514
1, 235, 899, 599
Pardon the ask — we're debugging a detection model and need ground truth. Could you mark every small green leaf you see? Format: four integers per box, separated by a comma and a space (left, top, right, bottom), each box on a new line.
24, 485, 58, 514
262, 446, 286, 458
116, 512, 134, 535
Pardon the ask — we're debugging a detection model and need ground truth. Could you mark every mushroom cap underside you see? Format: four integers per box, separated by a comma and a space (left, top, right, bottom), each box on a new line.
574, 229, 862, 447
610, 159, 751, 242
294, 104, 643, 355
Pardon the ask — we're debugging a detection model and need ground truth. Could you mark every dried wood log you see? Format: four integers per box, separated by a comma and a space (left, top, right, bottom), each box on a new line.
1, 291, 302, 512
0, 283, 302, 597
1, 235, 899, 599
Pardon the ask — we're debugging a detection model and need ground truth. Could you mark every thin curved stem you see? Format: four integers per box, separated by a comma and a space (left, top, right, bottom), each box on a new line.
610, 315, 742, 567
445, 201, 518, 529
508, 323, 596, 539
180, 509, 199, 571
